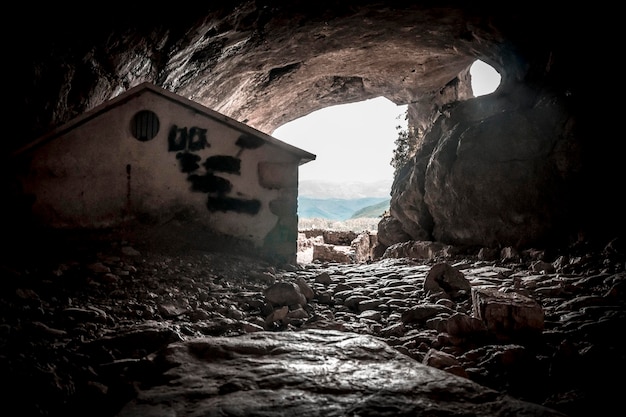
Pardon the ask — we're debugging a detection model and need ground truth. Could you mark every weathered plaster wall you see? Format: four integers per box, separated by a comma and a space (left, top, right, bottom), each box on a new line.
15, 87, 307, 264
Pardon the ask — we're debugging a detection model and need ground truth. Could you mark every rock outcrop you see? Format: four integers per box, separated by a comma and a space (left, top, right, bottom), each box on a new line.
388, 86, 580, 250
117, 330, 566, 417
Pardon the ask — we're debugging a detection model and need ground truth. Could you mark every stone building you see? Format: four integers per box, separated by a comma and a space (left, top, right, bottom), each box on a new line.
11, 82, 315, 264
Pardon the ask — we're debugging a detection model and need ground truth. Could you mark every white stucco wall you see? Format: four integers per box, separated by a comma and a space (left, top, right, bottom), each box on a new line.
18, 88, 306, 259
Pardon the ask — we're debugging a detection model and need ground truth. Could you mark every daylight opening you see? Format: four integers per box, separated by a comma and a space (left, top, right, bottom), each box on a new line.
273, 59, 501, 231
272, 97, 406, 231
470, 60, 501, 96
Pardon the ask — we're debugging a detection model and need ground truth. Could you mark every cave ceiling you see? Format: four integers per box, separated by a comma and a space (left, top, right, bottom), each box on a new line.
5, 1, 623, 249
9, 0, 587, 153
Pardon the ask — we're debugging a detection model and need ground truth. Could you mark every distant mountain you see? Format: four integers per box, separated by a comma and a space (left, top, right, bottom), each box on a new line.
298, 196, 389, 221
350, 199, 390, 219
299, 179, 392, 199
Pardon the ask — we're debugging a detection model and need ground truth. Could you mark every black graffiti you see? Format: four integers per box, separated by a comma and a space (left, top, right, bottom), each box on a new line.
188, 173, 232, 194
168, 125, 209, 152
207, 196, 261, 214
188, 127, 209, 151
168, 125, 186, 151
170, 124, 261, 215
236, 134, 265, 149
203, 155, 240, 174
176, 152, 202, 173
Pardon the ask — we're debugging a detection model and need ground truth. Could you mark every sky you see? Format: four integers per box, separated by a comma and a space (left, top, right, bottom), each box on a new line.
272, 60, 501, 186
273, 97, 406, 184
470, 60, 502, 96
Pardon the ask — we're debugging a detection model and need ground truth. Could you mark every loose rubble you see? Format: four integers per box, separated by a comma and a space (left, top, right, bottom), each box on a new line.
0, 230, 624, 417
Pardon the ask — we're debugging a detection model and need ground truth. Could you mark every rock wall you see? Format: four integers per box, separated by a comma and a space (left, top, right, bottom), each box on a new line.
384, 84, 581, 251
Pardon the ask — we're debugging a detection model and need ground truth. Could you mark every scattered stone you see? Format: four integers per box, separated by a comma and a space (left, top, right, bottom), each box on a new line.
424, 262, 471, 300
472, 287, 544, 341
120, 246, 141, 256
0, 233, 623, 417
263, 282, 307, 306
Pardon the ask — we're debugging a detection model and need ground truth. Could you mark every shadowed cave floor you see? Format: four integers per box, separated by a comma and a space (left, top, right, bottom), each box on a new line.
0, 228, 624, 416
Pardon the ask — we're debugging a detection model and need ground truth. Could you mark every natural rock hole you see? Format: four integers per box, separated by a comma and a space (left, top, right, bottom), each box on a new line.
274, 59, 501, 232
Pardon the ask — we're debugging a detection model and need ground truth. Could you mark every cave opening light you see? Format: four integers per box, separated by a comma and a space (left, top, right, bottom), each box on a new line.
470, 59, 501, 96
271, 59, 501, 228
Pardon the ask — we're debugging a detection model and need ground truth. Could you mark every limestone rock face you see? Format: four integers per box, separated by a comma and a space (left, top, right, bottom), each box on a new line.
12, 1, 483, 145
7, 1, 624, 250
387, 85, 580, 249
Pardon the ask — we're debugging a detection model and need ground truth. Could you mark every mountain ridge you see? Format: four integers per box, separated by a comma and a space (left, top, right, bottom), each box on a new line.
298, 179, 392, 199
298, 196, 389, 221
350, 199, 389, 219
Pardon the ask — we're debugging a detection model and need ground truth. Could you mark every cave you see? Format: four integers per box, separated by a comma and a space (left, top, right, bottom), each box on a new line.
2, 1, 624, 417
6, 1, 624, 250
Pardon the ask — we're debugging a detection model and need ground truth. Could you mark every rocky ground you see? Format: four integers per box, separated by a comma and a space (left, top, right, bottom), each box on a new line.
0, 228, 624, 417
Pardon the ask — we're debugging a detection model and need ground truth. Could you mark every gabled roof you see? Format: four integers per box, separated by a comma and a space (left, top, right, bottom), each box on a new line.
14, 82, 316, 164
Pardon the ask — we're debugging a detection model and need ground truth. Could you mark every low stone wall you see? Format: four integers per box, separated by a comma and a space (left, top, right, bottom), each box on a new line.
299, 229, 358, 245
297, 230, 377, 264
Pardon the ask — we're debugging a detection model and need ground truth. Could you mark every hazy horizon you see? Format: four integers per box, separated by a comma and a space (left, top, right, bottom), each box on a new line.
298, 178, 392, 199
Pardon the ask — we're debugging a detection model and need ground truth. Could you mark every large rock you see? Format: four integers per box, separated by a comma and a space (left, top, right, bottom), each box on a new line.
382, 86, 581, 250
423, 90, 577, 248
116, 329, 566, 417
472, 287, 545, 341
424, 262, 471, 300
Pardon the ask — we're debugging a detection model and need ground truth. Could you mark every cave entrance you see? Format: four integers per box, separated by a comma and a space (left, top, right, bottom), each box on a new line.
273, 97, 406, 231
470, 60, 501, 96
271, 60, 501, 232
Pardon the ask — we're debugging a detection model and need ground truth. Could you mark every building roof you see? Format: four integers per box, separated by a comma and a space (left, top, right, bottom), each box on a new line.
13, 82, 316, 165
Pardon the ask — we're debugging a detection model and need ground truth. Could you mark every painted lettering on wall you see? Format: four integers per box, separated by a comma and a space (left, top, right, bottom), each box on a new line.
176, 152, 202, 173
234, 134, 265, 157
203, 155, 240, 174
188, 173, 232, 194
207, 196, 261, 214
170, 126, 261, 215
168, 125, 209, 152
235, 134, 264, 149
